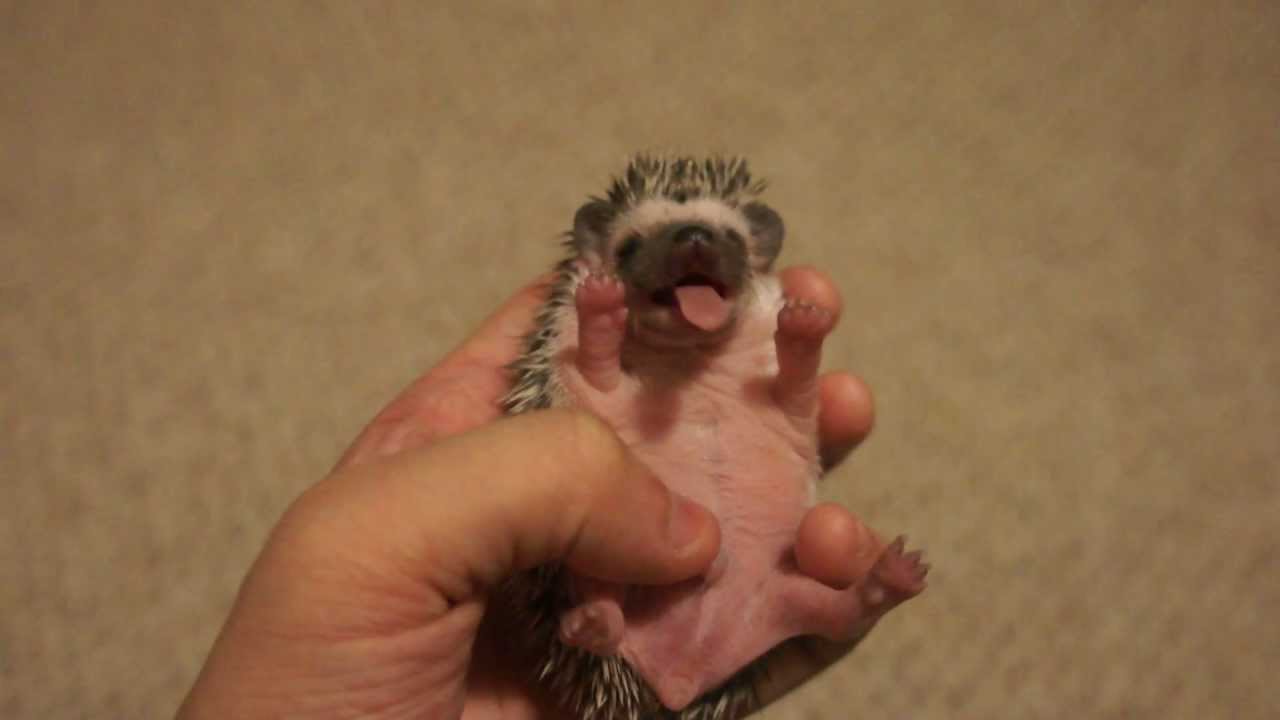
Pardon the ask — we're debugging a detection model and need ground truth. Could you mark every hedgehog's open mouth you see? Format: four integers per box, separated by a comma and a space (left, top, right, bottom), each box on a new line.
650, 274, 728, 306
652, 274, 732, 331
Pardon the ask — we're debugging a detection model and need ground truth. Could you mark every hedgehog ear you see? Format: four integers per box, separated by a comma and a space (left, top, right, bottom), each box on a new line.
573, 200, 616, 259
742, 201, 784, 270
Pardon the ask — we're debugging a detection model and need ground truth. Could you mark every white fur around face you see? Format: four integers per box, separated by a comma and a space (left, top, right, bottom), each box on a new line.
610, 199, 752, 246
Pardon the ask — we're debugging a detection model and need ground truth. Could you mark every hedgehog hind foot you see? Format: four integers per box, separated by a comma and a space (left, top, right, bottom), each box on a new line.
558, 598, 626, 657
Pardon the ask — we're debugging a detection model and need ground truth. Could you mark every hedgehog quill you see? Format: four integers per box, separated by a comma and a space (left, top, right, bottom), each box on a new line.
501, 155, 927, 719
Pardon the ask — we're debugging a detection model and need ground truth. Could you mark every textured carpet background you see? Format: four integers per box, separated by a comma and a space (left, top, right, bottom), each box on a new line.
3, 2, 1277, 718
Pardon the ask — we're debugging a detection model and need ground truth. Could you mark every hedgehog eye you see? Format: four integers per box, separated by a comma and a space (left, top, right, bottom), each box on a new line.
616, 235, 642, 264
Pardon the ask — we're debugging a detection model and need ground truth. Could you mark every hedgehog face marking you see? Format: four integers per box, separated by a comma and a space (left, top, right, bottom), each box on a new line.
572, 162, 785, 348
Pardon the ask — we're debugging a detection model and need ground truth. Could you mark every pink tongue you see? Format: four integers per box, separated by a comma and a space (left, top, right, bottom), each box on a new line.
674, 285, 730, 331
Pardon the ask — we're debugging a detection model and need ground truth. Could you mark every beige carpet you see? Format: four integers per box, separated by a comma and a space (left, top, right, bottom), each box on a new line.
3, 2, 1277, 718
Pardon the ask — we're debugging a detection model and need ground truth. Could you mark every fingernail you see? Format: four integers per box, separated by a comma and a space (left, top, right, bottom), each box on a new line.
668, 492, 710, 550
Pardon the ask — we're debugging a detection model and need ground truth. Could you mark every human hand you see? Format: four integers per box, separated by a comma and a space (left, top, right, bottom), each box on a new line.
178, 267, 888, 719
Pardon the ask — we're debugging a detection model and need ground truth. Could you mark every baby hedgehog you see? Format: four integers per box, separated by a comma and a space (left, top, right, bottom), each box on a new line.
501, 155, 927, 720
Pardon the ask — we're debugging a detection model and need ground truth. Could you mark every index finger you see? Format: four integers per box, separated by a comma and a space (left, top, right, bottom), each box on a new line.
335, 275, 554, 469
434, 273, 556, 374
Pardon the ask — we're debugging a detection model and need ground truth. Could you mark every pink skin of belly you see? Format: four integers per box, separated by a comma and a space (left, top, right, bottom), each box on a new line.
549, 268, 926, 711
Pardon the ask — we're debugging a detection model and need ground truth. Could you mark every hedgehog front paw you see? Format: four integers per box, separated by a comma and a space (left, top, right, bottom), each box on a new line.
558, 599, 625, 657
771, 299, 835, 418
576, 272, 628, 315
777, 298, 836, 341
574, 273, 629, 392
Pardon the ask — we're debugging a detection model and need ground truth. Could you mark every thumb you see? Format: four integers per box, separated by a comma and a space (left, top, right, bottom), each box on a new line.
287, 408, 721, 610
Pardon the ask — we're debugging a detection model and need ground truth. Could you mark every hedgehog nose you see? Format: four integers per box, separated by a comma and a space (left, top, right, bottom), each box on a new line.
673, 225, 713, 246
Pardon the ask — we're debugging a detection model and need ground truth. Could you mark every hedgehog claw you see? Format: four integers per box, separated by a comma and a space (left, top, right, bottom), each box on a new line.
777, 298, 836, 341
868, 535, 929, 601
576, 272, 627, 314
